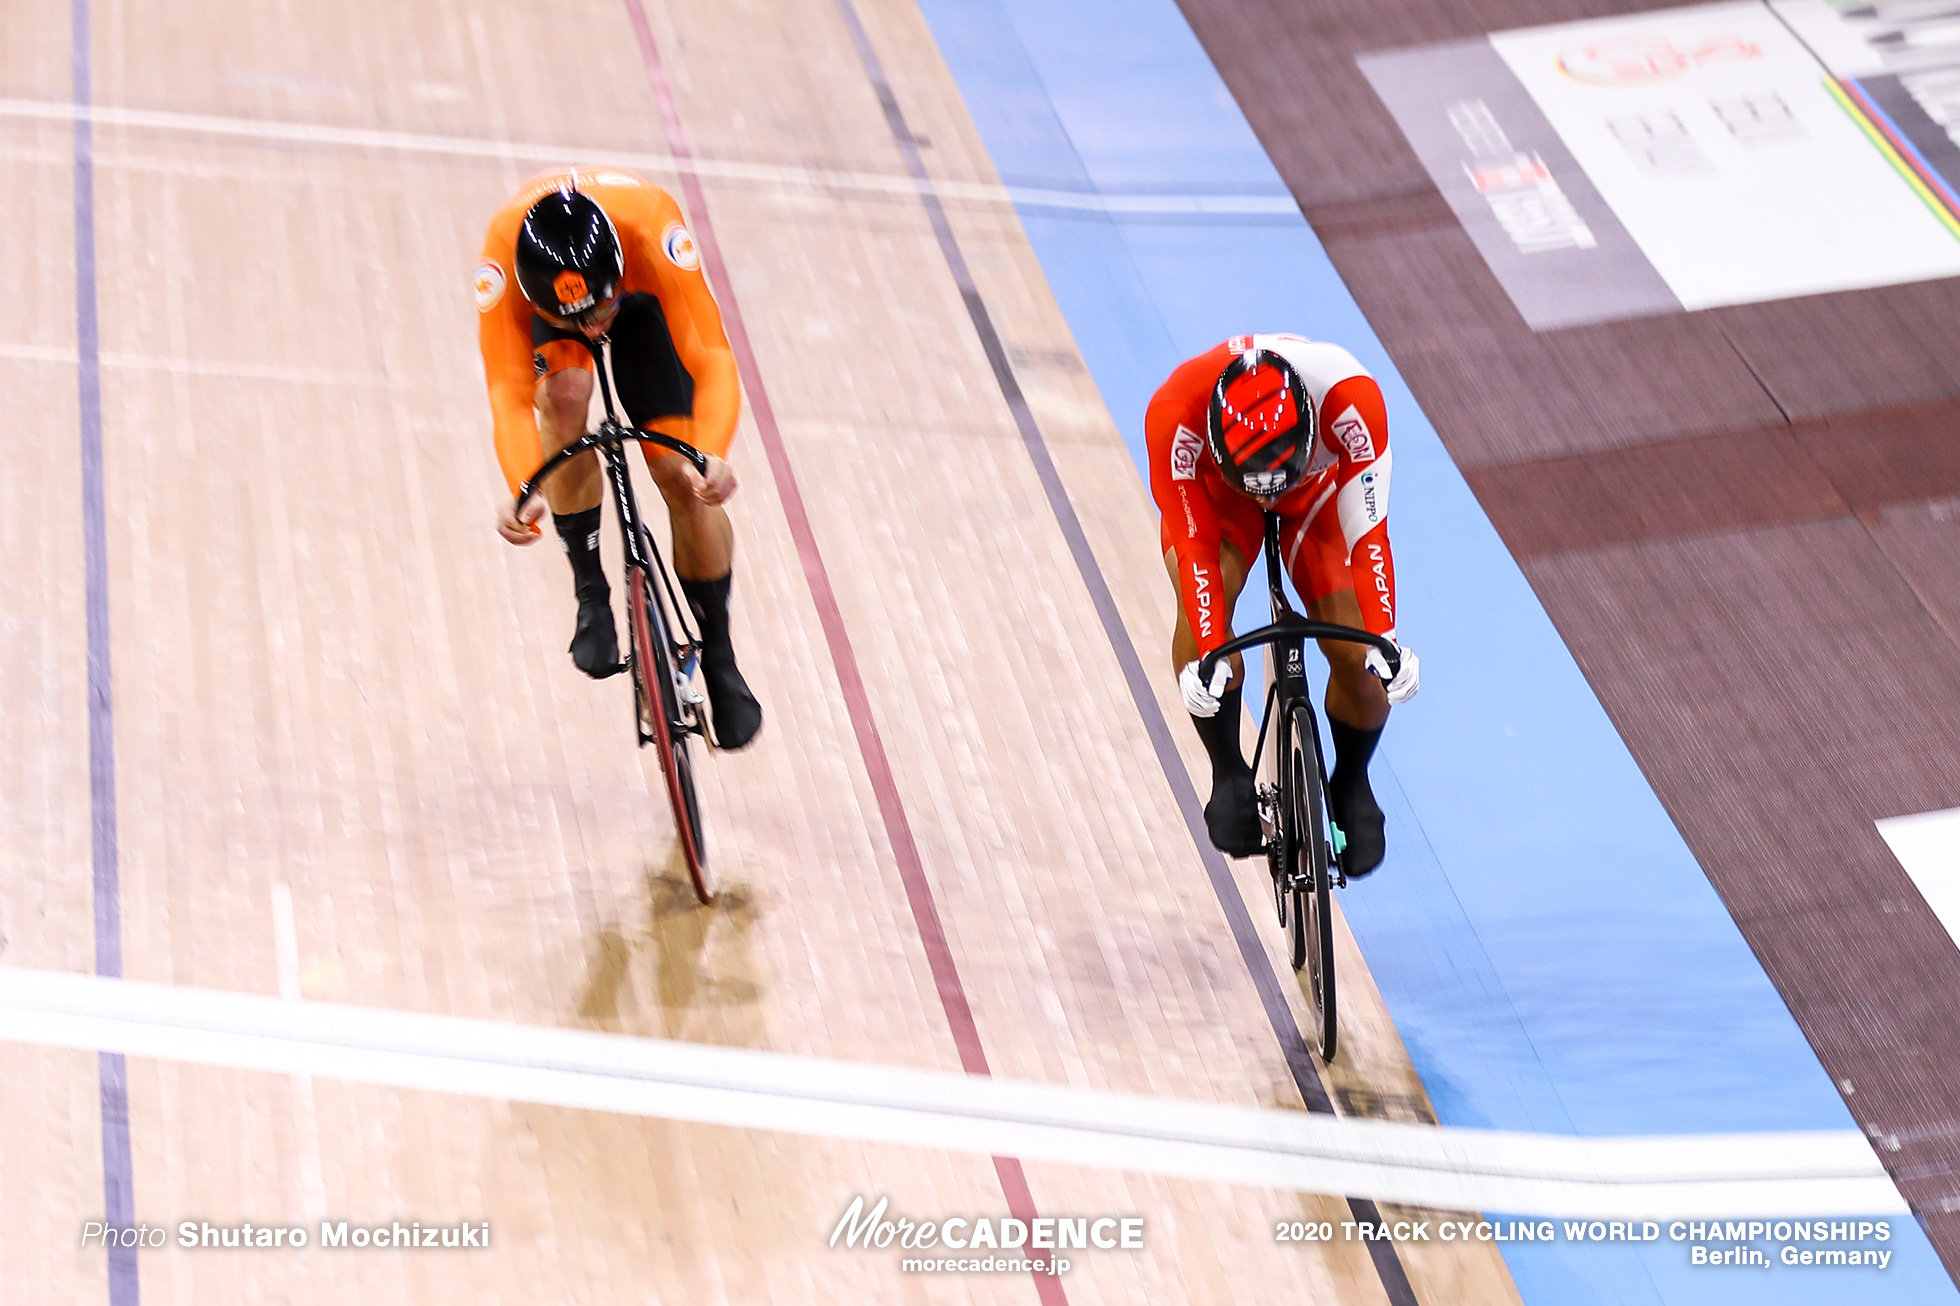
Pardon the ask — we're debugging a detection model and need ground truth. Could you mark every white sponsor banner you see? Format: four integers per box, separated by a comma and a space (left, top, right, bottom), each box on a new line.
1489, 1, 1960, 310
1876, 806, 1960, 949
1769, 0, 1891, 78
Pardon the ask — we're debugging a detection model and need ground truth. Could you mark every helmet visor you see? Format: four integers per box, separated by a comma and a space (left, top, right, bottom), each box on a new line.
542, 280, 623, 331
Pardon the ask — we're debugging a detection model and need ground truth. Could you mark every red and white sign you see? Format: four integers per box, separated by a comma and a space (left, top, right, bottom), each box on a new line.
1490, 1, 1960, 310
1330, 406, 1376, 463
1169, 425, 1204, 481
1554, 33, 1762, 86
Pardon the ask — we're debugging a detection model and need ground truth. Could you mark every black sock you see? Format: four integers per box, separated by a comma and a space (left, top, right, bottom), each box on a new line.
1192, 686, 1250, 782
1328, 718, 1383, 795
554, 506, 607, 598
680, 572, 734, 665
680, 572, 761, 747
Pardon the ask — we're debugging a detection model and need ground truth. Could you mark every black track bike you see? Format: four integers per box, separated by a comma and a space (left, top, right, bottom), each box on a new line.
1198, 511, 1400, 1062
515, 337, 715, 905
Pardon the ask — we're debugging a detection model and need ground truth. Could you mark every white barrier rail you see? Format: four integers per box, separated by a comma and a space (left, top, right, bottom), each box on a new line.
0, 968, 1903, 1219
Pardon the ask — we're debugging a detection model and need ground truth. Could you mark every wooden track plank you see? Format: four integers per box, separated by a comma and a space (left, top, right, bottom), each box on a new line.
0, 117, 111, 1306
2, 0, 1519, 1300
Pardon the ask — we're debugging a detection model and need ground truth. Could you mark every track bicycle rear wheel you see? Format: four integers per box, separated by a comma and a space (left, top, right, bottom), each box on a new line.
1285, 701, 1338, 1061
626, 563, 712, 904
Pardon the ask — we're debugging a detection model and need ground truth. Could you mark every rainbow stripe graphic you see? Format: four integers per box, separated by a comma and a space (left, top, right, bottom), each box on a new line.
1825, 76, 1960, 242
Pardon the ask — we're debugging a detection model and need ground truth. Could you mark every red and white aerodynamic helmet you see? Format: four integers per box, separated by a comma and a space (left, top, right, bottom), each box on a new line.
1206, 348, 1315, 499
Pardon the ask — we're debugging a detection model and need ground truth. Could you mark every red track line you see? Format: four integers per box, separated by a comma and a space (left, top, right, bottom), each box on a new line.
619, 5, 1067, 1300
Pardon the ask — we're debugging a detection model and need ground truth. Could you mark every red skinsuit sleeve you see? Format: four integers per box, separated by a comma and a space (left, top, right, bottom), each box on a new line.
1321, 374, 1398, 641
1148, 345, 1237, 659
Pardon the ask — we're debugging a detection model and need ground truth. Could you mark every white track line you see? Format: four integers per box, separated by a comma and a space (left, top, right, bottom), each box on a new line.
268, 884, 328, 1219
0, 341, 387, 387
0, 98, 1297, 217
0, 968, 1903, 1218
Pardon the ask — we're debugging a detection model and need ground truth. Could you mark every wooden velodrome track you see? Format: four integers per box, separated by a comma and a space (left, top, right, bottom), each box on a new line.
4, 0, 1522, 1303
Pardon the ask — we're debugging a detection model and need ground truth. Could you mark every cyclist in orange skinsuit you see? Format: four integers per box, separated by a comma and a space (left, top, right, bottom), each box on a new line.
476, 165, 760, 747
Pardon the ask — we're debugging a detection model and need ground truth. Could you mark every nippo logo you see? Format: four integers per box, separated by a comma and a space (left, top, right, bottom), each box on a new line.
1556, 34, 1761, 86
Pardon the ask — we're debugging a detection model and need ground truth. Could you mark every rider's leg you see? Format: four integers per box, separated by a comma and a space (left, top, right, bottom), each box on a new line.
1308, 586, 1391, 877
1311, 586, 1390, 732
1283, 503, 1393, 875
534, 363, 620, 678
1166, 542, 1259, 856
646, 449, 761, 749
644, 449, 734, 579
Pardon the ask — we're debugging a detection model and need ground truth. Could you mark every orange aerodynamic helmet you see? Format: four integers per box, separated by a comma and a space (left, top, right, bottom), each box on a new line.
1206, 349, 1316, 498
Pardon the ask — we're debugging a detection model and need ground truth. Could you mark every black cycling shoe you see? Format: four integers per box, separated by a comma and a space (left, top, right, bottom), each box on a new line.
570, 589, 622, 679
702, 658, 763, 750
1204, 770, 1264, 858
1331, 775, 1386, 878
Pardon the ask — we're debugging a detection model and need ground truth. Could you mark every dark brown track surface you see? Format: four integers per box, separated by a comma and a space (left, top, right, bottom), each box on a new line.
1177, 0, 1960, 1276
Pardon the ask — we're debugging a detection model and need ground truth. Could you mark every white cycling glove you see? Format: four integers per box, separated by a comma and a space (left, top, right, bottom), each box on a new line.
1365, 643, 1420, 706
1180, 659, 1233, 718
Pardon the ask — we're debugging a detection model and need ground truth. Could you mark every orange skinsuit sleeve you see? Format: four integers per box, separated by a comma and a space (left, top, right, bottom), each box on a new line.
477, 212, 546, 499
608, 185, 740, 464
1321, 374, 1398, 641
1148, 345, 1237, 660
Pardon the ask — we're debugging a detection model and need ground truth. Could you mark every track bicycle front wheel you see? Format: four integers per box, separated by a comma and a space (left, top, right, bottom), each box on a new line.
1285, 701, 1338, 1061
1265, 704, 1309, 973
626, 563, 712, 904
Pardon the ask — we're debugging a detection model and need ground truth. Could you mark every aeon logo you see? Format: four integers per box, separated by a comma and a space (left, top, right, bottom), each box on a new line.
1555, 34, 1762, 86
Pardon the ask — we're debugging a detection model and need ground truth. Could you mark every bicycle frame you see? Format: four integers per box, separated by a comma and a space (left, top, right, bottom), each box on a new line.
1249, 513, 1308, 791
511, 335, 718, 901
1190, 512, 1400, 1055
1198, 513, 1404, 884
514, 338, 710, 688
1198, 515, 1402, 710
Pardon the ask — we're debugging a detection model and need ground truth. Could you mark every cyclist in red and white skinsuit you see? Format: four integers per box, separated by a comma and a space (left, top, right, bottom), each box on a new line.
1148, 334, 1420, 873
